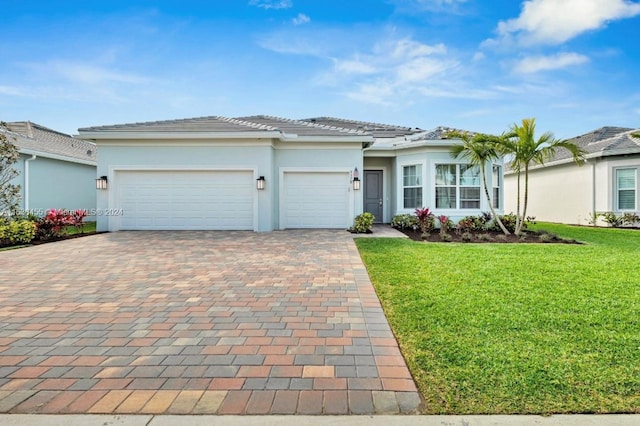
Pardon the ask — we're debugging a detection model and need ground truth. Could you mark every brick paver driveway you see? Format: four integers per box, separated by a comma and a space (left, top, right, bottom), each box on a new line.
0, 231, 420, 415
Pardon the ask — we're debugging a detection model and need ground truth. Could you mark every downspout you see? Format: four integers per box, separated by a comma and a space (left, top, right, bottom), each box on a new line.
591, 159, 596, 217
24, 155, 37, 212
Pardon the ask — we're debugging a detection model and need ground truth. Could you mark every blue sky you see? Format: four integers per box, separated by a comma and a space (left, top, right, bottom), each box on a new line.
1, 0, 639, 138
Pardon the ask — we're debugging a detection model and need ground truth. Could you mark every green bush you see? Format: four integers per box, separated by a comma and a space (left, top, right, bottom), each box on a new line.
391, 214, 419, 230
601, 212, 623, 227
0, 220, 37, 244
349, 212, 375, 233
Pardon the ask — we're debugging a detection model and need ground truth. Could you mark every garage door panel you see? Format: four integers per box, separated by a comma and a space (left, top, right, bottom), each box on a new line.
116, 171, 254, 230
283, 172, 350, 229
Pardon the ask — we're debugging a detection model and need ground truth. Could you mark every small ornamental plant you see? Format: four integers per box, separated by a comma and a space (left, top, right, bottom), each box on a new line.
36, 209, 87, 240
414, 207, 435, 235
437, 215, 454, 236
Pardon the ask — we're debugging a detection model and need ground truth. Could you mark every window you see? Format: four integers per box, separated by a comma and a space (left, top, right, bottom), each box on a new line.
492, 165, 502, 209
402, 164, 422, 209
435, 164, 480, 209
617, 168, 636, 210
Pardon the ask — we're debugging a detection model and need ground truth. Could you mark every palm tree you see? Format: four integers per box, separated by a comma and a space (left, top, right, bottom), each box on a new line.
450, 132, 510, 235
501, 118, 586, 235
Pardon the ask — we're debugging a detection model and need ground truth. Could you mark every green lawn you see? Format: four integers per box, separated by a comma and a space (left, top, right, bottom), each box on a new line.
356, 224, 640, 414
67, 221, 97, 235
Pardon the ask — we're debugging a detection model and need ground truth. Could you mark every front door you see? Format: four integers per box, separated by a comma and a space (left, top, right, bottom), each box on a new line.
364, 170, 383, 223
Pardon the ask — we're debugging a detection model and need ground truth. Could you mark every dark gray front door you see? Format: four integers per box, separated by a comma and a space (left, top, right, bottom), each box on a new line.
364, 170, 383, 223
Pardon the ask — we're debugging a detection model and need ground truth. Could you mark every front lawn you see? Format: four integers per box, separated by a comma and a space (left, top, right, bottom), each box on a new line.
356, 223, 640, 414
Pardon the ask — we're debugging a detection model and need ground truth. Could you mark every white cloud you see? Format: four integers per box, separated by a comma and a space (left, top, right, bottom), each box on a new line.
513, 52, 590, 73
45, 61, 149, 85
249, 0, 293, 10
325, 37, 459, 104
292, 13, 310, 25
391, 0, 469, 13
493, 0, 640, 46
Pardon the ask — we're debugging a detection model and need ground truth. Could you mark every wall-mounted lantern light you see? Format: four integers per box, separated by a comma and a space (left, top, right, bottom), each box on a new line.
352, 167, 360, 190
256, 176, 266, 190
96, 176, 108, 190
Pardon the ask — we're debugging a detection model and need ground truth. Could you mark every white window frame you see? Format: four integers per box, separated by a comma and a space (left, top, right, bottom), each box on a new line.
398, 161, 426, 211
434, 163, 481, 210
615, 167, 637, 211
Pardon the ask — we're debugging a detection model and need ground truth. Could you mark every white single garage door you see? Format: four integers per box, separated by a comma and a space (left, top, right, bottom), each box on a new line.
282, 172, 350, 229
116, 170, 254, 230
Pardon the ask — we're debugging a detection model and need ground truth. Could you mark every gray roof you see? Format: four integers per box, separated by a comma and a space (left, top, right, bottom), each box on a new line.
302, 117, 423, 138
237, 115, 369, 137
78, 116, 277, 133
2, 121, 96, 164
551, 126, 638, 162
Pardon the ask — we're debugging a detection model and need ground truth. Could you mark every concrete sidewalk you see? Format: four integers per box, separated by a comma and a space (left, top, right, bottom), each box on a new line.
1, 414, 640, 425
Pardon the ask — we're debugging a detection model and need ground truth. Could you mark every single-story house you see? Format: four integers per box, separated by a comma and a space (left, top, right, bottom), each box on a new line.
504, 126, 640, 225
78, 115, 505, 232
2, 121, 97, 216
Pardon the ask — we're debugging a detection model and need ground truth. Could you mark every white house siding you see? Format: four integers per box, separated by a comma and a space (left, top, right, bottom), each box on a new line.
274, 144, 363, 230
12, 154, 96, 215
504, 163, 592, 225
505, 156, 640, 226
393, 149, 504, 222
96, 141, 273, 232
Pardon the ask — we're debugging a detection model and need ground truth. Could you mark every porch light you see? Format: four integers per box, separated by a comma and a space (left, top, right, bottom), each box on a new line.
256, 176, 266, 190
353, 167, 360, 190
96, 176, 108, 190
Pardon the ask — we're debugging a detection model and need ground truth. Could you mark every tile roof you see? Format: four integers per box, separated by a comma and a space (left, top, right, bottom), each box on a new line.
78, 116, 278, 133
237, 115, 369, 137
302, 117, 423, 138
2, 121, 96, 163
551, 126, 638, 162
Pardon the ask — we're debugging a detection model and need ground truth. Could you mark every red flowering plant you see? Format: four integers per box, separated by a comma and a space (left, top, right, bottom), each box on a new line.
35, 209, 85, 240
414, 207, 435, 234
437, 215, 454, 235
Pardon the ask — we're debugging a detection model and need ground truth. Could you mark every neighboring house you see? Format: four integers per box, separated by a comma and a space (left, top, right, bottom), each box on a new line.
78, 115, 504, 232
503, 126, 640, 225
2, 121, 96, 216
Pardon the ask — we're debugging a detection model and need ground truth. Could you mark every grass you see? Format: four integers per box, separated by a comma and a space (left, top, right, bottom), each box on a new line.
356, 223, 640, 414
67, 221, 97, 235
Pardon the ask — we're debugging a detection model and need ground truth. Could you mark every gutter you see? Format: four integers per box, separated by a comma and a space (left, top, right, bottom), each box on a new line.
24, 154, 37, 211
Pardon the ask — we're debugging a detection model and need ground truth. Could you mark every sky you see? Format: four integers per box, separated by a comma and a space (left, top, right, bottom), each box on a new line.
1, 0, 639, 138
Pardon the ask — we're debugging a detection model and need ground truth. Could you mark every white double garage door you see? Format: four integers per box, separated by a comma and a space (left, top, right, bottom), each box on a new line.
114, 170, 351, 230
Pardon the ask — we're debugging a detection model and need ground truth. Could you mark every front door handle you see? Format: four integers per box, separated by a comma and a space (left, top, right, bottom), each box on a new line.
379, 199, 383, 206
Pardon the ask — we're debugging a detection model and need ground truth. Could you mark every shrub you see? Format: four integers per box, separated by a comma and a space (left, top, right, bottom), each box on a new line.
456, 216, 475, 234
586, 211, 601, 226
495, 234, 507, 242
621, 212, 640, 227
601, 212, 623, 227
0, 220, 37, 244
437, 215, 454, 235
391, 214, 419, 230
539, 233, 554, 243
461, 232, 473, 242
35, 209, 86, 240
349, 212, 375, 234
490, 214, 519, 234
415, 207, 435, 234
477, 233, 493, 242
440, 233, 452, 242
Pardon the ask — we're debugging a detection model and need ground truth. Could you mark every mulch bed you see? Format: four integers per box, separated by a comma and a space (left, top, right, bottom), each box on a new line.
397, 228, 582, 244
0, 231, 100, 250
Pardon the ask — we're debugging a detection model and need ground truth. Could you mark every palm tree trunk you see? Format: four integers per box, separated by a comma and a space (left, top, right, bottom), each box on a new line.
481, 163, 510, 235
515, 168, 522, 235
517, 164, 530, 235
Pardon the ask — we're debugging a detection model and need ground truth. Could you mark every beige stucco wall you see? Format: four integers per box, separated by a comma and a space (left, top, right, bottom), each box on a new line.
504, 162, 592, 225
505, 155, 640, 225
